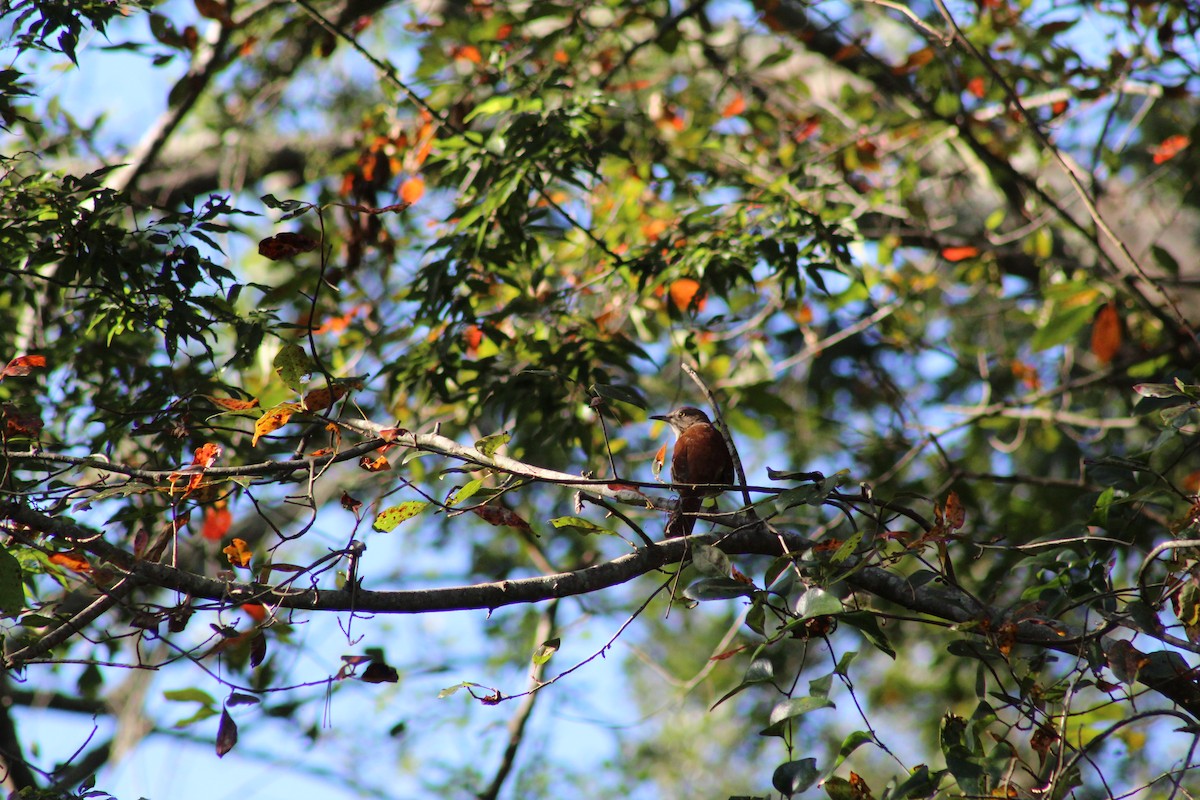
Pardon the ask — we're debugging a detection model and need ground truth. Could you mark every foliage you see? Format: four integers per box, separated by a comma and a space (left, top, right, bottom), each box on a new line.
4, 0, 1200, 798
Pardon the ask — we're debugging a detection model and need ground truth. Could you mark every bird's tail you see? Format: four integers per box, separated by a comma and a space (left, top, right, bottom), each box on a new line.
666, 494, 703, 538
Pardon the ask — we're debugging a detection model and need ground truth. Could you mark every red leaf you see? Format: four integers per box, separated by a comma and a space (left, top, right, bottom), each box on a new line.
201, 505, 233, 541
941, 245, 980, 262
1151, 134, 1189, 165
2, 354, 46, 378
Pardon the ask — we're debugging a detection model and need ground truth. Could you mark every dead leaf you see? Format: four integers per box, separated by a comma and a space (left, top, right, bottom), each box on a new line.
257, 232, 319, 261
223, 538, 252, 568
1090, 301, 1122, 364
1, 354, 46, 378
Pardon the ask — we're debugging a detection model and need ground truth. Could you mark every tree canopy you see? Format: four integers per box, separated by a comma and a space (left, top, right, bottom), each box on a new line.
4, 0, 1200, 797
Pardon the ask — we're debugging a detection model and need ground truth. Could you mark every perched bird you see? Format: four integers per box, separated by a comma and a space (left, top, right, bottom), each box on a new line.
651, 406, 735, 537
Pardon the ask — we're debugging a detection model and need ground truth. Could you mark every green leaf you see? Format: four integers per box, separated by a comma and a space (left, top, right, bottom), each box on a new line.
273, 343, 313, 394
690, 542, 731, 578
0, 547, 25, 617
711, 655, 776, 709
474, 431, 511, 457
761, 695, 834, 735
446, 478, 485, 507
373, 502, 429, 532
591, 382, 648, 408
164, 688, 217, 705
839, 611, 896, 659
464, 95, 516, 122
829, 530, 862, 564
532, 637, 559, 665
549, 516, 616, 535
796, 587, 843, 619
683, 577, 756, 601
772, 759, 819, 795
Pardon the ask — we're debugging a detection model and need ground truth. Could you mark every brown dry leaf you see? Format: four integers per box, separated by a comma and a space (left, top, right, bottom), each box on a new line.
257, 231, 319, 261
2, 403, 43, 438
473, 505, 532, 531
944, 491, 965, 530
995, 621, 1018, 657
848, 771, 875, 800
216, 708, 238, 757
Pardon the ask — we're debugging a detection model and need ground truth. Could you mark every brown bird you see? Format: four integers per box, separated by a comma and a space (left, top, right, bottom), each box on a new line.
652, 406, 735, 538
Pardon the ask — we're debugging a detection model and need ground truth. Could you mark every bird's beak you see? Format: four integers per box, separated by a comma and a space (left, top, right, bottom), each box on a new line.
650, 414, 669, 422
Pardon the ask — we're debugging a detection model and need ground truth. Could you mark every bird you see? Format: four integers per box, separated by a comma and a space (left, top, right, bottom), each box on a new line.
651, 406, 735, 538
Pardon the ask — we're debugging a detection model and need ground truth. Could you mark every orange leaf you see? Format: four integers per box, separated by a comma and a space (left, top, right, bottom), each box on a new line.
892, 46, 935, 75
252, 404, 297, 446
463, 324, 483, 357
1090, 301, 1122, 364
553, 49, 569, 64
257, 232, 319, 261
641, 218, 669, 241
49, 552, 91, 574
1151, 134, 1189, 165
207, 396, 259, 411
721, 93, 746, 118
668, 278, 706, 312
2, 354, 47, 378
358, 454, 392, 472
400, 176, 425, 204
202, 505, 233, 541
941, 245, 979, 262
223, 538, 252, 568
966, 76, 986, 98
1010, 360, 1041, 390
191, 442, 222, 469
450, 44, 482, 63
302, 383, 349, 412
241, 602, 268, 622
653, 442, 667, 478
